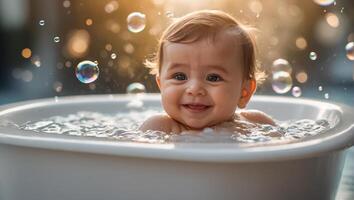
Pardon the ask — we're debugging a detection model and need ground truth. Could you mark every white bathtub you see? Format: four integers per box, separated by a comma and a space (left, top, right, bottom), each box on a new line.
0, 94, 353, 200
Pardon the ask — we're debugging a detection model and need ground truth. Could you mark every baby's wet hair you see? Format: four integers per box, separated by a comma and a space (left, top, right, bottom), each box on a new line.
145, 10, 266, 84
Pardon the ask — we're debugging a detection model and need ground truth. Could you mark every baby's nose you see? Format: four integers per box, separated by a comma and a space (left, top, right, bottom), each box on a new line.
186, 81, 206, 96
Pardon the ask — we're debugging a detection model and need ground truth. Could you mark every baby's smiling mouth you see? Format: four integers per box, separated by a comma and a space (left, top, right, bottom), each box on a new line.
182, 103, 212, 112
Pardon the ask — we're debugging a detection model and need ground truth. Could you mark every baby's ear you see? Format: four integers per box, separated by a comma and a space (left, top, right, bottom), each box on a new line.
155, 75, 161, 90
238, 78, 256, 108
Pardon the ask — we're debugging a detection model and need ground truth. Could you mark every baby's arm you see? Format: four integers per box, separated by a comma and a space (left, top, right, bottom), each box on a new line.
239, 110, 276, 125
139, 114, 182, 133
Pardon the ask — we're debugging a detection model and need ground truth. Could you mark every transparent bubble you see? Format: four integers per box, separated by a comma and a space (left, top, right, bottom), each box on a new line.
271, 58, 292, 74
345, 42, 354, 60
127, 12, 146, 33
53, 36, 60, 43
272, 71, 293, 94
111, 53, 117, 60
75, 60, 99, 84
313, 0, 335, 6
309, 51, 317, 60
318, 86, 323, 91
126, 82, 146, 94
324, 93, 329, 99
39, 20, 45, 26
292, 86, 302, 97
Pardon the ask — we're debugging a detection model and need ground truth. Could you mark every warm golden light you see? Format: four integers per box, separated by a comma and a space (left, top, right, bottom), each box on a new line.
296, 71, 308, 83
295, 37, 307, 50
66, 29, 90, 58
325, 13, 339, 28
85, 18, 93, 26
21, 48, 32, 59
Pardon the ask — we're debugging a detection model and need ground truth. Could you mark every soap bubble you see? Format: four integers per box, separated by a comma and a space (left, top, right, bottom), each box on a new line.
345, 42, 354, 60
127, 82, 146, 94
292, 86, 302, 97
318, 86, 323, 91
313, 0, 335, 6
111, 53, 117, 60
309, 52, 317, 60
272, 71, 293, 94
127, 12, 146, 33
75, 60, 99, 84
271, 58, 292, 74
324, 93, 329, 99
53, 36, 60, 43
39, 20, 45, 26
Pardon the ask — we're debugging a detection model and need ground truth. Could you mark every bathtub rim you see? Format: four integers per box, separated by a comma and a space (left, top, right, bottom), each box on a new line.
0, 94, 353, 163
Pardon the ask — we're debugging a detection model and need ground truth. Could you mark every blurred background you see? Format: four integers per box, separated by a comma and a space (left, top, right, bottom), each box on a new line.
0, 0, 353, 106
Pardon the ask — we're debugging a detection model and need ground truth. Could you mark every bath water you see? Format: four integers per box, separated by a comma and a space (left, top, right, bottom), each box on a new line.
6, 108, 331, 144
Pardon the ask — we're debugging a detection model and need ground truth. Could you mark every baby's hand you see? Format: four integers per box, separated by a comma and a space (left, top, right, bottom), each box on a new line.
239, 110, 276, 125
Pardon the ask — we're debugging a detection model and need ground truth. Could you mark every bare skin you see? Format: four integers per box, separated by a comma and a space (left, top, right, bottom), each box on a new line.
140, 31, 275, 134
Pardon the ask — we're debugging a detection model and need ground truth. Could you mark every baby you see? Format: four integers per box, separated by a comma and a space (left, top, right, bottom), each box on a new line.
140, 10, 274, 134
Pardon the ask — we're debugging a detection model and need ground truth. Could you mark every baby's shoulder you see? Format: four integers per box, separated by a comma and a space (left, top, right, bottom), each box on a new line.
139, 114, 181, 133
238, 109, 276, 125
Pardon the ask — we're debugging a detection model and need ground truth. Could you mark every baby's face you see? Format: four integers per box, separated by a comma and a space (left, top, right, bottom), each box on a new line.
157, 32, 252, 129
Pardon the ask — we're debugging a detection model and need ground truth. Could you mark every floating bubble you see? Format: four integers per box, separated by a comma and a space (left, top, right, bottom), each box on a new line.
127, 82, 146, 94
292, 86, 302, 97
309, 52, 317, 60
111, 53, 117, 59
318, 86, 323, 91
54, 36, 60, 43
104, 1, 119, 13
85, 18, 93, 26
127, 12, 146, 33
271, 58, 292, 74
53, 81, 63, 93
345, 42, 354, 60
272, 71, 293, 94
313, 0, 335, 6
75, 60, 99, 84
39, 20, 45, 26
324, 93, 329, 99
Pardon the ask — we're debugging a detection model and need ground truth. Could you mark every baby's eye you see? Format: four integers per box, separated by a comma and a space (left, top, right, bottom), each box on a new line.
206, 74, 223, 82
173, 72, 187, 81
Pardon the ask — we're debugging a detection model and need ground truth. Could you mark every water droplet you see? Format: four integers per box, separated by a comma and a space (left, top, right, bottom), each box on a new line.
271, 71, 293, 94
75, 60, 99, 84
271, 58, 292, 74
340, 7, 344, 13
345, 42, 354, 60
54, 36, 60, 43
313, 0, 335, 6
324, 93, 329, 99
127, 12, 146, 33
292, 86, 302, 97
53, 81, 63, 93
126, 82, 146, 94
111, 53, 117, 60
318, 86, 323, 91
39, 20, 45, 26
165, 11, 174, 18
309, 52, 317, 60
54, 96, 59, 102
